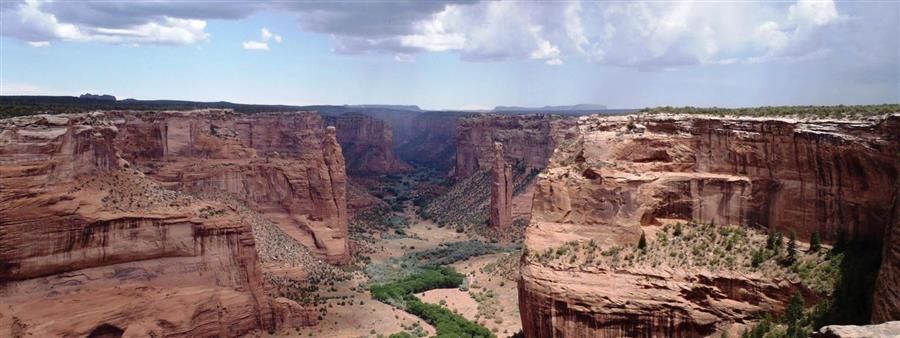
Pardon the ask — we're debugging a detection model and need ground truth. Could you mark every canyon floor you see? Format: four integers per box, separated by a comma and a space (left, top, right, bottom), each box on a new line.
277, 171, 523, 338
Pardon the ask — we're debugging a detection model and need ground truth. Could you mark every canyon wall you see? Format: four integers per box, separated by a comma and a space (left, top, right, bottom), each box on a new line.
519, 114, 900, 337
872, 115, 900, 323
114, 110, 350, 264
325, 112, 411, 175
396, 112, 459, 174
454, 114, 576, 180
0, 113, 280, 337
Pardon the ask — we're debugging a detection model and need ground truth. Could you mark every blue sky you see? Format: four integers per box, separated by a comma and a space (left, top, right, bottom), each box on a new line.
1, 0, 897, 110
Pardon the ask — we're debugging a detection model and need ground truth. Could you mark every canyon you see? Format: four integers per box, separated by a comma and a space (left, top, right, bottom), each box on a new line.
1, 105, 898, 338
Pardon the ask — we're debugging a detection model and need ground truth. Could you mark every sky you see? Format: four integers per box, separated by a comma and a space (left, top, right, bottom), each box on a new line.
0, 0, 898, 110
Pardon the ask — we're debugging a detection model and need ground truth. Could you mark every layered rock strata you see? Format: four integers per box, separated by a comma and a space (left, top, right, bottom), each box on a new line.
490, 142, 513, 228
0, 113, 294, 337
519, 114, 900, 337
113, 110, 349, 264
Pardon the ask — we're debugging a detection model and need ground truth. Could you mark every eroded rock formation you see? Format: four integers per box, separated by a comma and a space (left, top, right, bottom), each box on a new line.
490, 142, 513, 228
325, 112, 411, 175
453, 114, 576, 179
0, 113, 286, 337
519, 114, 900, 337
114, 110, 349, 264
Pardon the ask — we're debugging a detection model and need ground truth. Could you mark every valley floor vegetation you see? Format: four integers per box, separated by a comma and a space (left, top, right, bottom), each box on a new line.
371, 267, 494, 338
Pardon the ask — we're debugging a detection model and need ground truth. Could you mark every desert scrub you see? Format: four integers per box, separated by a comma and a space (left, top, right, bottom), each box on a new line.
470, 289, 500, 321
526, 222, 840, 294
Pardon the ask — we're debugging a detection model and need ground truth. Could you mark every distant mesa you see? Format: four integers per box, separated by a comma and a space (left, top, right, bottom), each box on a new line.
348, 104, 422, 112
79, 93, 116, 101
493, 104, 607, 112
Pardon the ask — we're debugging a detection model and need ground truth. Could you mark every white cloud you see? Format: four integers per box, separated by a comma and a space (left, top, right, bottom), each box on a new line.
530, 39, 562, 65
0, 0, 887, 73
27, 40, 50, 47
394, 53, 416, 62
242, 40, 269, 50
3, 1, 209, 45
754, 21, 789, 53
350, 0, 849, 69
790, 0, 839, 26
243, 27, 282, 51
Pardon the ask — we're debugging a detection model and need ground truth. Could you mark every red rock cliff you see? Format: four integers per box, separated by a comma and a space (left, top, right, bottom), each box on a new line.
326, 112, 411, 175
114, 110, 350, 264
0, 113, 277, 337
519, 114, 900, 337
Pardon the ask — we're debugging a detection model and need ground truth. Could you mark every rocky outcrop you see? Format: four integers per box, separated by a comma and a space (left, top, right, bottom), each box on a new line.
816, 321, 900, 337
114, 110, 349, 264
519, 114, 900, 337
490, 142, 513, 228
453, 114, 576, 180
325, 112, 411, 175
0, 113, 279, 337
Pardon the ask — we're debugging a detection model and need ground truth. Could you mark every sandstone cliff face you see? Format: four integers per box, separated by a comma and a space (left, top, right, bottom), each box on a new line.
114, 110, 349, 264
0, 113, 276, 337
326, 112, 411, 175
454, 115, 576, 180
519, 114, 900, 337
490, 142, 513, 228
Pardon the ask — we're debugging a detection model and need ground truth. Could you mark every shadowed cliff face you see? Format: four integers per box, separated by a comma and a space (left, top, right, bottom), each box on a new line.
0, 112, 289, 337
872, 169, 900, 323
114, 110, 349, 264
325, 112, 411, 175
454, 115, 577, 180
396, 113, 459, 174
519, 114, 900, 337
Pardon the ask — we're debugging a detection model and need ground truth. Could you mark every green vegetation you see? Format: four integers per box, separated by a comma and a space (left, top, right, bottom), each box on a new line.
371, 268, 494, 338
809, 232, 821, 253
365, 240, 516, 283
638, 231, 647, 251
640, 104, 900, 119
